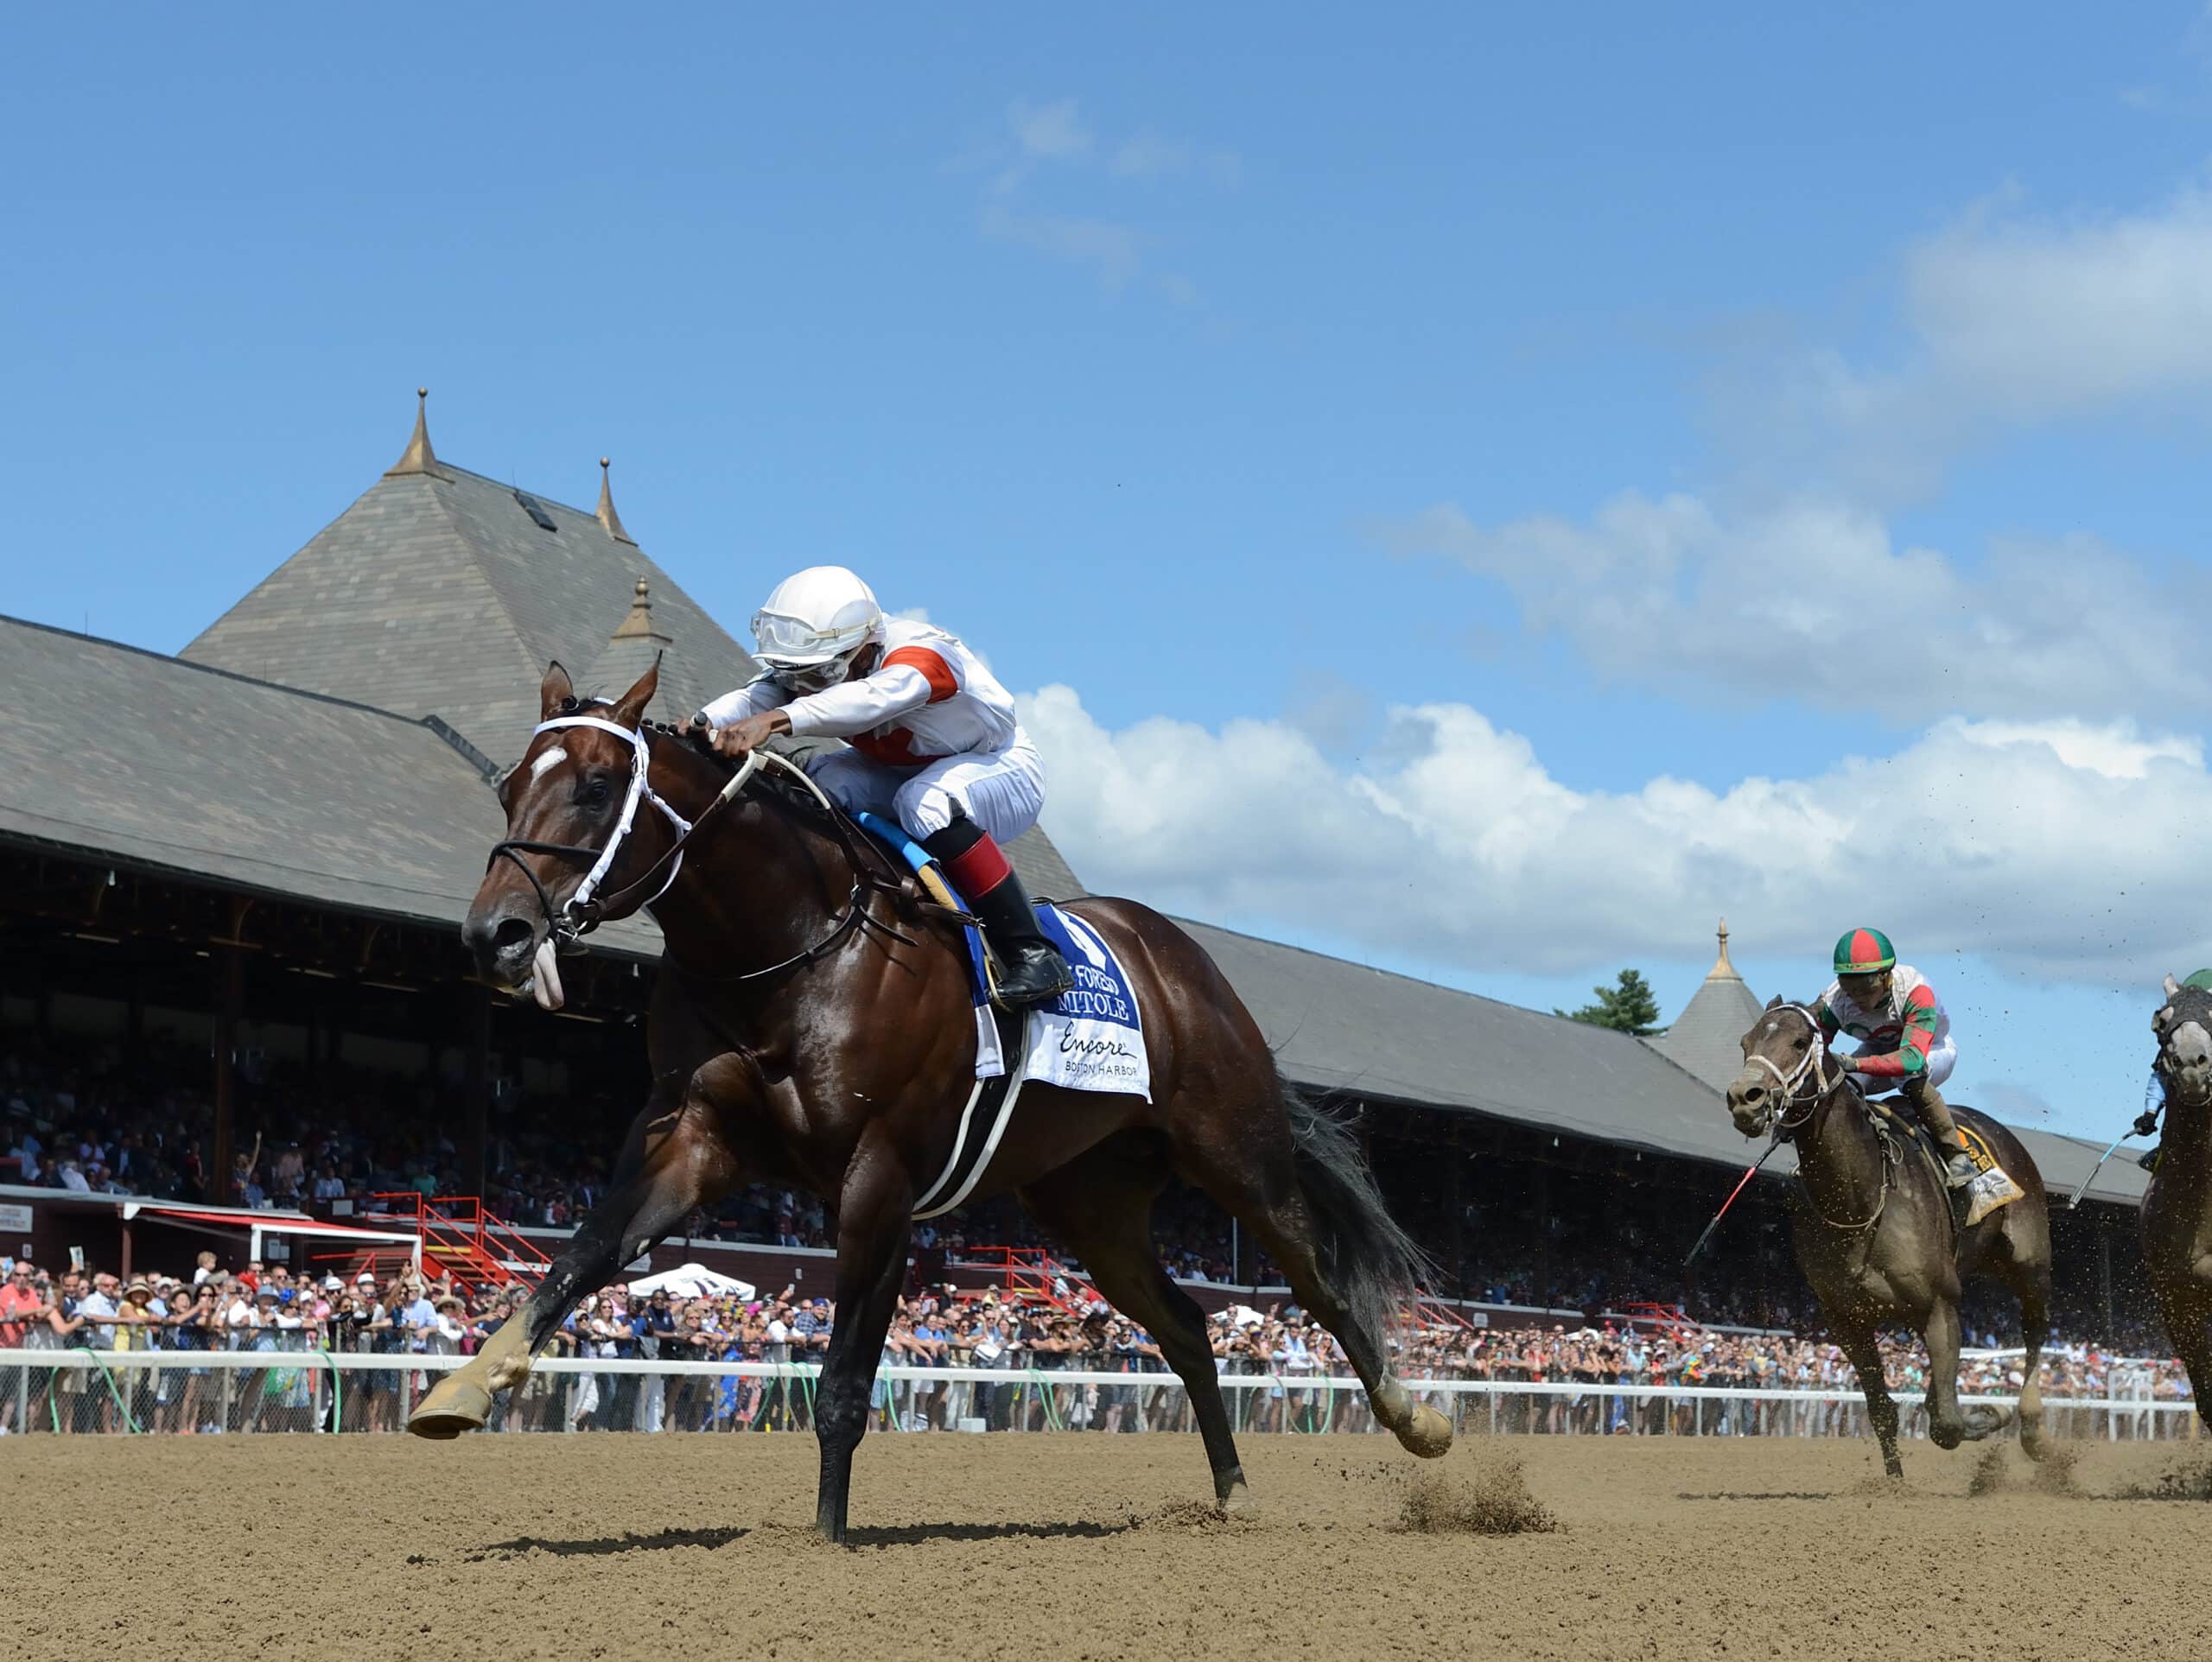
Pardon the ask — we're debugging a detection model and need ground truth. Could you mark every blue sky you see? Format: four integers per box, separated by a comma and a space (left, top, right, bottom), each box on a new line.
7, 5, 2212, 1139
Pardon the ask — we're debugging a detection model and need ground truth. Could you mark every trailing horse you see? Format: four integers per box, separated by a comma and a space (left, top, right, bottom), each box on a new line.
2142, 974, 2212, 1415
405, 660, 1450, 1538
1724, 999, 2050, 1477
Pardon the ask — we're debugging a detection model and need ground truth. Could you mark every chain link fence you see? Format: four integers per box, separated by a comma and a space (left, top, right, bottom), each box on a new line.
0, 1351, 2198, 1441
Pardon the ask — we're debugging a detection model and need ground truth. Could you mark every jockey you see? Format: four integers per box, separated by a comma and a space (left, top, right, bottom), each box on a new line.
1815, 928, 1975, 1189
684, 565, 1073, 1008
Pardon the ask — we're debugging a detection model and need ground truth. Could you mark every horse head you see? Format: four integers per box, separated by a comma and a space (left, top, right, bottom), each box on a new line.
1724, 995, 1832, 1138
462, 658, 671, 999
2153, 973, 2212, 1111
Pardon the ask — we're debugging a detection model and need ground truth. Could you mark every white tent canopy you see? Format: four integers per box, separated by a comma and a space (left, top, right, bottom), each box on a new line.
626, 1262, 756, 1302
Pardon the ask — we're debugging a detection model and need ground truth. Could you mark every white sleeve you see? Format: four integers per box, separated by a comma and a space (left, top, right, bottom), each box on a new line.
700, 677, 792, 726
782, 665, 934, 739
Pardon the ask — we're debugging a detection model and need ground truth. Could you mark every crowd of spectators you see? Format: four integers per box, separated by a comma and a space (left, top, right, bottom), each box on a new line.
0, 1036, 2175, 1381
0, 1240, 2194, 1443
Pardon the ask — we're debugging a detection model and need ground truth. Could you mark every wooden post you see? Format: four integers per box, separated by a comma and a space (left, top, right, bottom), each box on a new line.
1446, 1118, 1465, 1301
211, 945, 244, 1206
2100, 1215, 2115, 1340
463, 982, 492, 1199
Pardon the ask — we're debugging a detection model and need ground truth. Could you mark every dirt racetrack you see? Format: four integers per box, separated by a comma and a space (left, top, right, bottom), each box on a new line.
12, 1430, 2212, 1661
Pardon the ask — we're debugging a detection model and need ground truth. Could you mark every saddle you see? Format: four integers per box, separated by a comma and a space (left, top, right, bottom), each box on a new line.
1865, 1097, 2024, 1231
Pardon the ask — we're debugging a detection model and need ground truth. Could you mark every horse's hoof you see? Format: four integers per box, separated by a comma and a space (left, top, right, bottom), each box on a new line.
1395, 1403, 1453, 1460
407, 1379, 492, 1439
1217, 1476, 1259, 1520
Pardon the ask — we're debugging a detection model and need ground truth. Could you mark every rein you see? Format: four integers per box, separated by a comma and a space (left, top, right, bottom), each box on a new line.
1749, 1004, 1892, 1234
486, 714, 916, 986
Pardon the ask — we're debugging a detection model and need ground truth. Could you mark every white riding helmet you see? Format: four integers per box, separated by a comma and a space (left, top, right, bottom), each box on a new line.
750, 566, 885, 691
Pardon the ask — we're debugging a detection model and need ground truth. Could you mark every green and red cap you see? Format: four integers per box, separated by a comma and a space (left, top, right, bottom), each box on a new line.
1833, 927, 1896, 976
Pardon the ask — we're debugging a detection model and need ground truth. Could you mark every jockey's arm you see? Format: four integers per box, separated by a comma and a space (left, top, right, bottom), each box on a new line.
775, 663, 936, 739
1850, 982, 1940, 1081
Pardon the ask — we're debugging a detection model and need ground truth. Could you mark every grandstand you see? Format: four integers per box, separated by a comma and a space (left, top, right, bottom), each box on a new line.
0, 393, 2158, 1342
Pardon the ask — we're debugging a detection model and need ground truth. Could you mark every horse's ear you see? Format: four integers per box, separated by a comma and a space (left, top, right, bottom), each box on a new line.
2165, 973, 2183, 999
608, 653, 660, 728
539, 660, 574, 720
1765, 994, 1785, 1011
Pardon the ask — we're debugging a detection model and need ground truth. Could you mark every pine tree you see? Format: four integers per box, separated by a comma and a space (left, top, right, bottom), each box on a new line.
1556, 969, 1664, 1036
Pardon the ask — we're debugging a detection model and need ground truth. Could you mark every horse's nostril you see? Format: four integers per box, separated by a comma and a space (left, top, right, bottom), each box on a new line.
489, 917, 535, 955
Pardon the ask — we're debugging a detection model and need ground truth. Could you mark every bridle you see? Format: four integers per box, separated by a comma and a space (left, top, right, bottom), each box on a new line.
1740, 1003, 1841, 1134
1741, 1002, 1895, 1235
485, 712, 893, 981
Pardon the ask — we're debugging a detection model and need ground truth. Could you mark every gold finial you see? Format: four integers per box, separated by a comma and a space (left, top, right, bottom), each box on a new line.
1708, 917, 1740, 981
610, 575, 666, 643
384, 387, 442, 477
595, 456, 636, 544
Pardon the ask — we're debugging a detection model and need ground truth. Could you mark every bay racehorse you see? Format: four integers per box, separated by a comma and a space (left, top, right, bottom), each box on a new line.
1725, 999, 2050, 1477
2143, 973, 2212, 1414
405, 660, 1451, 1538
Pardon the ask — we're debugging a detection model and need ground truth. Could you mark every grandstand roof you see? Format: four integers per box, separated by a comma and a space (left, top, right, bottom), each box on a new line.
1179, 918, 2149, 1208
179, 396, 762, 765
1648, 920, 1768, 1091
0, 610, 2144, 1206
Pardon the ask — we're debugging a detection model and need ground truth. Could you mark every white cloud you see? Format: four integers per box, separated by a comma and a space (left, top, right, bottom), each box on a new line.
1026, 685, 2212, 985
1733, 173, 2212, 497
1376, 492, 2212, 724
979, 203, 1143, 291
1008, 98, 1092, 161
1108, 128, 1242, 185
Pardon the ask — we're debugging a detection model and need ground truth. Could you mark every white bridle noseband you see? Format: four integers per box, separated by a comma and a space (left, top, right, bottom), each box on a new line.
504, 712, 844, 944
1743, 1003, 1839, 1128
531, 714, 708, 920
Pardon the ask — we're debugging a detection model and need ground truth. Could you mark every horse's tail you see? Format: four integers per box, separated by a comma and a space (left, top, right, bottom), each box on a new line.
1285, 1091, 1436, 1342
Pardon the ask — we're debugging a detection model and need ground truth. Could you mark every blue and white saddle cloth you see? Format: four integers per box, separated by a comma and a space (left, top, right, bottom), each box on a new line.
853, 813, 1151, 1099
855, 814, 1152, 1221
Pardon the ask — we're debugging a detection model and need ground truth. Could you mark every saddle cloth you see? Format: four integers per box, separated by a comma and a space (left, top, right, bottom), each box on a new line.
852, 813, 1152, 1099
853, 814, 1152, 1221
1862, 1094, 2024, 1228
1955, 1123, 2026, 1227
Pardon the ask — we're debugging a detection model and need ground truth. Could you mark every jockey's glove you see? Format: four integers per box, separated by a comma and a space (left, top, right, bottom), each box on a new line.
2134, 1111, 2162, 1139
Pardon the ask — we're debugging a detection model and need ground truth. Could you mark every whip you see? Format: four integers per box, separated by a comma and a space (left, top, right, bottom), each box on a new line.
2066, 1072, 2164, 1209
1683, 1126, 1784, 1289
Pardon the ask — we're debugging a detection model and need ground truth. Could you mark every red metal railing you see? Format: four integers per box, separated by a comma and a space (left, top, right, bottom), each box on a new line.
958, 1246, 1102, 1314
344, 1193, 551, 1292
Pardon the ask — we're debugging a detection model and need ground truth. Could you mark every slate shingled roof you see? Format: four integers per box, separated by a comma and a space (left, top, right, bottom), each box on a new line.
1648, 920, 1770, 1091
180, 458, 755, 761
180, 409, 1084, 893
0, 610, 2140, 1206
1177, 917, 2149, 1208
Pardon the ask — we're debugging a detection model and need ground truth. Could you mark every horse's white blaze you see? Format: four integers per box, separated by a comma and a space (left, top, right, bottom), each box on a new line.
529, 745, 569, 782
2170, 1019, 2211, 1071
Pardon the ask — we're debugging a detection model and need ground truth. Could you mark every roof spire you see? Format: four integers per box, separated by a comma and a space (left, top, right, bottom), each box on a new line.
595, 457, 636, 544
1707, 917, 1742, 982
609, 576, 669, 644
385, 387, 442, 478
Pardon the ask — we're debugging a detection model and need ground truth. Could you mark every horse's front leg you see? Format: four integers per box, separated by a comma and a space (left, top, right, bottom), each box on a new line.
1833, 1319, 1903, 1479
410, 1075, 741, 1438
1919, 1297, 1998, 1448
813, 1139, 915, 1545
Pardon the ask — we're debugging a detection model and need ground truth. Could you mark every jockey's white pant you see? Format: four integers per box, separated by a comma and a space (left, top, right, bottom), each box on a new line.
805, 739, 1046, 846
1853, 1035, 1956, 1096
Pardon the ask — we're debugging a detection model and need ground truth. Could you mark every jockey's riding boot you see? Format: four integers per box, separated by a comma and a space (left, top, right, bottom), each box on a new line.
924, 819, 1074, 1009
1910, 1080, 1977, 1189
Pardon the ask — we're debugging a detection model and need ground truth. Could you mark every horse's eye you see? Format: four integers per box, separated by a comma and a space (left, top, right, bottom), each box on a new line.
2156, 1007, 2175, 1033
577, 777, 612, 809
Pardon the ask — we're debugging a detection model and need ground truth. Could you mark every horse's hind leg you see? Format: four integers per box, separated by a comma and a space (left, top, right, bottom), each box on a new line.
2007, 1261, 2052, 1461
1020, 1140, 1255, 1516
1834, 1318, 1904, 1480
1192, 1101, 1449, 1461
